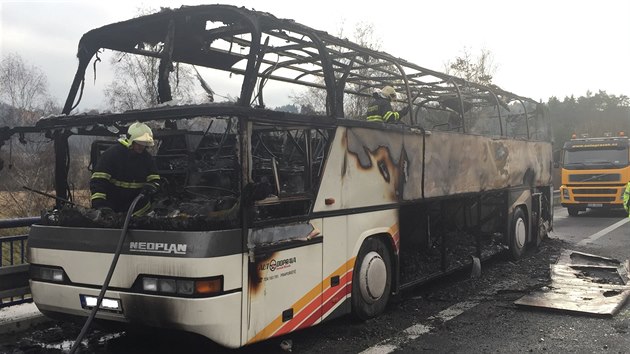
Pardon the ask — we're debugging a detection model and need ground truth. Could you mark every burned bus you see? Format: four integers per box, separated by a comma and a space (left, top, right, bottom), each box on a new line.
1, 5, 552, 348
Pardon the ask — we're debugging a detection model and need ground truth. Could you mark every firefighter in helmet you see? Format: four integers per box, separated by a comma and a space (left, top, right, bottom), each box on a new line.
90, 122, 161, 216
366, 86, 410, 123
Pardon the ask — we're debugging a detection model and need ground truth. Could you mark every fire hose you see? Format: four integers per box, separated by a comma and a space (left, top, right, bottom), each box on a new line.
68, 193, 144, 354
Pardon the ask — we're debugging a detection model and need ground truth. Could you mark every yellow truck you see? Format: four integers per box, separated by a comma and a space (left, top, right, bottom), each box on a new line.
559, 133, 630, 216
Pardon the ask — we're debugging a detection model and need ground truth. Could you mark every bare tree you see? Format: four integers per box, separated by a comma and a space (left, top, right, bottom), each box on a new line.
0, 53, 54, 125
104, 51, 198, 111
291, 22, 383, 118
103, 8, 198, 111
0, 53, 59, 217
444, 47, 498, 86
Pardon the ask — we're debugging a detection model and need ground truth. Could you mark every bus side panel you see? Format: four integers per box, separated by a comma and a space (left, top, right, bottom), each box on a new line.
321, 215, 351, 321
346, 210, 399, 259
314, 126, 403, 213
246, 242, 322, 344
314, 126, 552, 212
423, 132, 552, 198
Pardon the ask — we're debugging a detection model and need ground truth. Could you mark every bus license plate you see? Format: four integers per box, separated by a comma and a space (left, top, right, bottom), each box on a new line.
587, 203, 603, 208
80, 294, 122, 312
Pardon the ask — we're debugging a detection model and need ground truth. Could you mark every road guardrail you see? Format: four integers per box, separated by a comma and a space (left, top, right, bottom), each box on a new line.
0, 216, 39, 308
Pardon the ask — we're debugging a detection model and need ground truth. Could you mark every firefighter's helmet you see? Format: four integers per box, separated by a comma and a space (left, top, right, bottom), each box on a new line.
127, 122, 154, 146
381, 86, 397, 100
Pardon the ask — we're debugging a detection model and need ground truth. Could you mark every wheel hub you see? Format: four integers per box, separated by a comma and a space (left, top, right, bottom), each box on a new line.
515, 217, 526, 248
359, 251, 387, 304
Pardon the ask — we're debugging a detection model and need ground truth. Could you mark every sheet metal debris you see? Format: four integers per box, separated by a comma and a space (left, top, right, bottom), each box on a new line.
515, 250, 630, 316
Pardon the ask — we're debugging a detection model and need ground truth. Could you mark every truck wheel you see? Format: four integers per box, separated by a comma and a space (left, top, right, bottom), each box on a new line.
509, 207, 528, 260
567, 207, 579, 217
351, 237, 392, 320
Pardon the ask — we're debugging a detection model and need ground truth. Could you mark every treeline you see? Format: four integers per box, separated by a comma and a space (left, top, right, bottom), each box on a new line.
547, 90, 630, 149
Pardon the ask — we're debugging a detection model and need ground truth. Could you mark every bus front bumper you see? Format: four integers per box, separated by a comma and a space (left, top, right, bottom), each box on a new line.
30, 280, 243, 348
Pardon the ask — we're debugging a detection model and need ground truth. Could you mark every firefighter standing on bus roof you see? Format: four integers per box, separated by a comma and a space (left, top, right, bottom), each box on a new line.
623, 181, 630, 218
366, 86, 410, 123
90, 122, 161, 216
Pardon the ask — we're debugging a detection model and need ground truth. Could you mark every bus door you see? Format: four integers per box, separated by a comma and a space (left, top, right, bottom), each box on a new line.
246, 222, 323, 342
245, 124, 329, 342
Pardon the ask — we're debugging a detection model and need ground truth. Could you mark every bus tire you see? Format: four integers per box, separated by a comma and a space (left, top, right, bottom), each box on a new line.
567, 207, 579, 217
509, 207, 528, 260
351, 237, 392, 321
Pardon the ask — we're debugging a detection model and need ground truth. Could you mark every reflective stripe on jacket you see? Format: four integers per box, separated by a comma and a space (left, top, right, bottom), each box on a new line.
366, 96, 400, 123
90, 140, 159, 215
366, 93, 408, 123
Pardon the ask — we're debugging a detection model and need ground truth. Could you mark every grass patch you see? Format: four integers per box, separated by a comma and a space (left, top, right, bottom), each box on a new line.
1, 239, 28, 266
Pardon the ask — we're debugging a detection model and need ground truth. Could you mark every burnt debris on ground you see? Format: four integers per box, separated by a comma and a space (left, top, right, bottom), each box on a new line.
515, 249, 630, 316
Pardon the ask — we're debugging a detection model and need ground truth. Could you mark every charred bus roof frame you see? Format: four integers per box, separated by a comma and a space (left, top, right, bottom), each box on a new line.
62, 4, 538, 120
0, 4, 548, 206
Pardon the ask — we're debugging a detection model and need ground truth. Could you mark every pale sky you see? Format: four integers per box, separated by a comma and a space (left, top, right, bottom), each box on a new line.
1, 0, 629, 111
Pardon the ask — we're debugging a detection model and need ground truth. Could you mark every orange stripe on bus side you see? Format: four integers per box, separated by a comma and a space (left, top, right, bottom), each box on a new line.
280, 223, 400, 332
274, 269, 354, 336
388, 223, 400, 253
246, 257, 356, 344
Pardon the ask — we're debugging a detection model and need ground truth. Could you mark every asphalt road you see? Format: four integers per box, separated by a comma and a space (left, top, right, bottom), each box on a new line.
2, 206, 629, 353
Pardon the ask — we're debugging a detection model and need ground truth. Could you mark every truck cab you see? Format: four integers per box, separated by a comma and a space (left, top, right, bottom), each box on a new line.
559, 132, 630, 216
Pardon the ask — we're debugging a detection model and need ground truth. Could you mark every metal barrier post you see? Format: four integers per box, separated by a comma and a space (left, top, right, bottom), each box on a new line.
0, 216, 40, 308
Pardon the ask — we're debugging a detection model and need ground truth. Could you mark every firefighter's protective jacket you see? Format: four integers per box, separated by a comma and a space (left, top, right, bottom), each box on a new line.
623, 181, 630, 217
90, 139, 160, 216
366, 93, 409, 123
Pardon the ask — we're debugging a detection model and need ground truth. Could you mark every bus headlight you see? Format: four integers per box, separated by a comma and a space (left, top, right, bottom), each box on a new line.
142, 277, 158, 292
159, 279, 177, 293
30, 265, 65, 283
177, 280, 194, 295
138, 276, 222, 297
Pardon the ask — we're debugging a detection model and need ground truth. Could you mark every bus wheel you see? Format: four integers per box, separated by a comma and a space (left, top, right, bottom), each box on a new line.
567, 207, 579, 217
351, 238, 392, 320
509, 207, 528, 260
